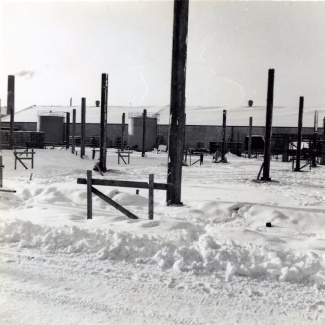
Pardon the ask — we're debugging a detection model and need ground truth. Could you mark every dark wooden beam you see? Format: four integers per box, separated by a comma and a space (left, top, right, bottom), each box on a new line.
221, 110, 227, 162
81, 98, 86, 158
71, 109, 76, 154
92, 187, 138, 219
167, 0, 189, 205
261, 69, 275, 181
248, 117, 253, 159
8, 76, 15, 149
100, 74, 108, 172
65, 112, 70, 149
121, 113, 125, 151
295, 97, 304, 171
77, 177, 172, 191
142, 109, 147, 157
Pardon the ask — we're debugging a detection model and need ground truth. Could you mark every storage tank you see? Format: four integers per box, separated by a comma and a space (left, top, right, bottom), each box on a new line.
128, 113, 158, 151
37, 111, 65, 143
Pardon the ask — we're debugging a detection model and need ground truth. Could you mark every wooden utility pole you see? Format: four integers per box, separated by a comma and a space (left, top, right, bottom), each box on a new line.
295, 97, 304, 171
121, 113, 125, 151
99, 73, 108, 172
312, 110, 318, 167
8, 76, 15, 149
81, 98, 86, 158
65, 112, 70, 149
248, 117, 253, 158
0, 99, 2, 151
261, 69, 274, 181
71, 109, 76, 154
221, 110, 227, 162
142, 109, 147, 157
167, 0, 189, 205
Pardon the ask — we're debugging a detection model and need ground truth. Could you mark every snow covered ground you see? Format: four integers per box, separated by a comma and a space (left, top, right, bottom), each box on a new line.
0, 147, 324, 325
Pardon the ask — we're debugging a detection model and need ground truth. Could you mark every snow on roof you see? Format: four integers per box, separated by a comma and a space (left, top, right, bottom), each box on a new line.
2, 104, 324, 127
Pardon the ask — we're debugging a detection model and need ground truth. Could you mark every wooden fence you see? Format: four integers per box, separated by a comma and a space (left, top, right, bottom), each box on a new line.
77, 171, 172, 220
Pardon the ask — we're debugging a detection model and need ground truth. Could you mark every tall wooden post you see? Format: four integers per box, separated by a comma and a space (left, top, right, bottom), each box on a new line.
312, 110, 318, 167
261, 69, 275, 181
81, 98, 86, 158
295, 97, 304, 171
221, 110, 227, 162
121, 113, 125, 151
0, 99, 2, 151
71, 109, 76, 154
166, 0, 189, 205
99, 73, 108, 172
142, 109, 147, 157
248, 117, 253, 158
65, 112, 70, 149
8, 76, 15, 149
0, 156, 3, 188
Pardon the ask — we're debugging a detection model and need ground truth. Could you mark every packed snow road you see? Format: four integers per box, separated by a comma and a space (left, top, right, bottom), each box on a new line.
0, 246, 324, 325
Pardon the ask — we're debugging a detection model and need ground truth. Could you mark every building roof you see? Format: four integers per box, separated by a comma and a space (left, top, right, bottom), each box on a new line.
2, 104, 324, 127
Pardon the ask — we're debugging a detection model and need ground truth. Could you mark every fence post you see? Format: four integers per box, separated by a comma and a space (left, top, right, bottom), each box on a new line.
149, 174, 154, 220
31, 149, 34, 169
87, 170, 92, 219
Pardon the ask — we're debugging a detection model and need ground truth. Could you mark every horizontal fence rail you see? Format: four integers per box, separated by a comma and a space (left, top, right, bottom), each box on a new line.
78, 171, 172, 220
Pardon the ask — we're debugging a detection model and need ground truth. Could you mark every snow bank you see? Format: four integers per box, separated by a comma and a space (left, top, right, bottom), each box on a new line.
1, 219, 324, 285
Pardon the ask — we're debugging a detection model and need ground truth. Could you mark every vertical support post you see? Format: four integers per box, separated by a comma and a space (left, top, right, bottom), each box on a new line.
8, 76, 15, 149
121, 113, 125, 151
167, 0, 189, 205
118, 148, 120, 164
261, 69, 275, 181
248, 117, 253, 159
221, 110, 227, 162
183, 113, 187, 161
0, 156, 3, 188
81, 98, 86, 158
87, 170, 92, 219
312, 110, 318, 167
142, 109, 147, 157
0, 99, 2, 151
295, 97, 304, 171
70, 98, 72, 106
65, 112, 70, 149
149, 174, 154, 220
99, 74, 108, 172
71, 109, 76, 154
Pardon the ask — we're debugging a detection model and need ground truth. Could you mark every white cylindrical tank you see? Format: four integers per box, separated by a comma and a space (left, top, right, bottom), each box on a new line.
37, 115, 64, 143
128, 116, 157, 151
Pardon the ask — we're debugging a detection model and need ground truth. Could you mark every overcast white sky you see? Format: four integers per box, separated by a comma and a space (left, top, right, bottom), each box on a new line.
1, 0, 325, 111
